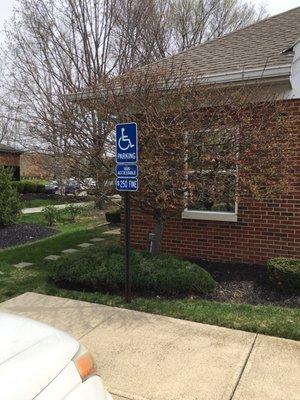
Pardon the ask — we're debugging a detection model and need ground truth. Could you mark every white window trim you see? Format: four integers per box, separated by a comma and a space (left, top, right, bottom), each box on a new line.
182, 203, 238, 222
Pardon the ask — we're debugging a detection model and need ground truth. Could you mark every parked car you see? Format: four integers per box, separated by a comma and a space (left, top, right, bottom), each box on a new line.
0, 312, 113, 400
65, 178, 84, 195
45, 180, 59, 195
83, 178, 96, 189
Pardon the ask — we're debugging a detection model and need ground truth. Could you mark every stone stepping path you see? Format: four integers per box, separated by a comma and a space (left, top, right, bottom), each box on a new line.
62, 248, 79, 254
12, 236, 108, 268
13, 262, 34, 269
77, 243, 94, 248
44, 255, 61, 261
102, 228, 121, 236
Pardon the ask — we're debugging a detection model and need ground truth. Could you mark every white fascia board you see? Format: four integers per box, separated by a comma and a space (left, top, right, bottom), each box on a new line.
199, 64, 291, 84
290, 40, 300, 98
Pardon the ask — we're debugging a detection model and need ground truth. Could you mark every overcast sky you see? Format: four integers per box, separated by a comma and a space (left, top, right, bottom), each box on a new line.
253, 0, 300, 14
0, 0, 300, 44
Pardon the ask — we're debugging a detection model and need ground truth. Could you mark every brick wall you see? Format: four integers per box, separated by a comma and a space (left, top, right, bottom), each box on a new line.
20, 153, 54, 179
0, 153, 20, 167
124, 99, 300, 265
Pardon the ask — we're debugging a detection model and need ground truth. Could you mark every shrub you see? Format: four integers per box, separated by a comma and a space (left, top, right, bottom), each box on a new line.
267, 258, 300, 293
0, 167, 22, 226
105, 209, 121, 223
33, 182, 45, 193
12, 181, 25, 193
12, 180, 45, 194
28, 180, 45, 193
49, 245, 215, 297
43, 205, 60, 226
64, 204, 82, 222
23, 181, 37, 193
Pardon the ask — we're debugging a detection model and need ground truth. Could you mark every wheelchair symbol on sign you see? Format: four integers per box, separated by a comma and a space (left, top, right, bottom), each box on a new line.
118, 128, 134, 151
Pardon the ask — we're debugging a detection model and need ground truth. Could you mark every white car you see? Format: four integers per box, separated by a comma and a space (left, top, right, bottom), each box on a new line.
0, 312, 113, 400
83, 178, 96, 189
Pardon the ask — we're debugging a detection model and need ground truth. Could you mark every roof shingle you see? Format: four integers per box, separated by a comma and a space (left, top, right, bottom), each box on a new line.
144, 7, 300, 78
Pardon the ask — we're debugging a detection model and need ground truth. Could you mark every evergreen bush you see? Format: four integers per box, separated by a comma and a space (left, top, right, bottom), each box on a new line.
0, 167, 22, 226
49, 244, 216, 297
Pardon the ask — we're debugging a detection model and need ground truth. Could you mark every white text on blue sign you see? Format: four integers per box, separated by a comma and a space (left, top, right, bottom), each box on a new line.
116, 123, 138, 164
115, 178, 138, 192
116, 164, 138, 178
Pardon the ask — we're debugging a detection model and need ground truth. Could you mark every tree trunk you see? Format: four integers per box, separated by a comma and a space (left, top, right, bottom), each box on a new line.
151, 213, 165, 254
95, 190, 105, 209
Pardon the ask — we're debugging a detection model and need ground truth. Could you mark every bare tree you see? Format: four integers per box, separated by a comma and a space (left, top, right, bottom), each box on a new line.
170, 0, 268, 51
1, 0, 268, 206
3, 0, 119, 203
112, 0, 172, 72
112, 0, 267, 69
0, 101, 23, 146
87, 65, 293, 253
0, 62, 21, 145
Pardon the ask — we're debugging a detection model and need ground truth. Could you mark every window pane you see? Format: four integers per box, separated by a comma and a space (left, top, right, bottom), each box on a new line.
4, 165, 20, 181
187, 129, 237, 213
187, 171, 236, 212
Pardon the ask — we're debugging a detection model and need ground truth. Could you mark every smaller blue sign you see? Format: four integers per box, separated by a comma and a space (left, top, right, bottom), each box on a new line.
115, 178, 138, 192
116, 164, 138, 178
116, 123, 138, 164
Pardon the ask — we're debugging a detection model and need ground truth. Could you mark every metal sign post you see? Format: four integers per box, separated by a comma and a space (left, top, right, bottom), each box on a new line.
124, 192, 131, 302
115, 122, 138, 303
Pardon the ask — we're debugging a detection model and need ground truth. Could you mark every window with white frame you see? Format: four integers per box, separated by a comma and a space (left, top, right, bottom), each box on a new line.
184, 128, 238, 220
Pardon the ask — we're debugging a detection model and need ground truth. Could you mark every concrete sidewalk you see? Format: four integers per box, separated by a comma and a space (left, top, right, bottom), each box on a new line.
1, 293, 299, 400
22, 201, 93, 214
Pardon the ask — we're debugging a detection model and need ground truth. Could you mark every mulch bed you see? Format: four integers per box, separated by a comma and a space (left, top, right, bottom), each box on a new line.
194, 260, 299, 308
0, 224, 57, 249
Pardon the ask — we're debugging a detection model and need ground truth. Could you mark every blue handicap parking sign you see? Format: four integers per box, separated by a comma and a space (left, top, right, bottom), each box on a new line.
115, 178, 138, 192
116, 123, 138, 163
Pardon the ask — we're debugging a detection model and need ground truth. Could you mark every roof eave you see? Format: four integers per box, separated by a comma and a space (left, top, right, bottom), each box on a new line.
282, 38, 300, 54
199, 64, 291, 84
67, 63, 292, 103
0, 149, 24, 155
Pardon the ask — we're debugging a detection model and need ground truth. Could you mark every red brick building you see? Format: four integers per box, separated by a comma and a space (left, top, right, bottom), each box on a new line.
72, 8, 300, 265
20, 152, 55, 180
0, 144, 23, 180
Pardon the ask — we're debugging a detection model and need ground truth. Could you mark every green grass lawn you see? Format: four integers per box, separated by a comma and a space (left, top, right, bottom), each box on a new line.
22, 197, 89, 209
0, 212, 299, 341
23, 198, 62, 208
0, 210, 109, 265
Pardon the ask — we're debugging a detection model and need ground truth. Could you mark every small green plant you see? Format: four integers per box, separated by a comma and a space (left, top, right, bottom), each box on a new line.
43, 205, 60, 226
267, 258, 300, 294
0, 167, 22, 226
105, 208, 121, 223
64, 204, 82, 222
49, 244, 215, 297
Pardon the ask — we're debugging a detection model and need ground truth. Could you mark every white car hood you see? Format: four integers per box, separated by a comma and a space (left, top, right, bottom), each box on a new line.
0, 312, 79, 400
